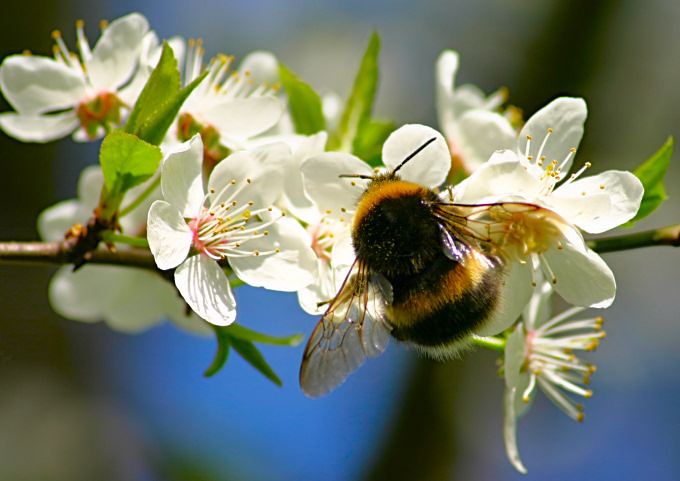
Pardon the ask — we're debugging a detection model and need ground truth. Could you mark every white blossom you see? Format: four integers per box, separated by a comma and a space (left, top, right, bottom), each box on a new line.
435, 49, 517, 174
147, 135, 315, 325
0, 13, 149, 142
503, 279, 605, 473
37, 165, 209, 334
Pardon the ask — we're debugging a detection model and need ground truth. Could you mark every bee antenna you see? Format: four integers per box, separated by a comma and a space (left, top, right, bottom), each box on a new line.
392, 137, 437, 174
339, 173, 374, 180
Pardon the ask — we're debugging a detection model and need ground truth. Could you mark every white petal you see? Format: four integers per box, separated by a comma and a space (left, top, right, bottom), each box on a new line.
229, 216, 316, 291
237, 51, 280, 87
517, 97, 587, 175
37, 200, 81, 241
453, 152, 541, 203
474, 261, 533, 336
205, 96, 283, 145
301, 152, 371, 220
456, 110, 516, 171
434, 50, 459, 138
382, 124, 450, 187
552, 170, 644, 233
503, 387, 528, 474
544, 243, 616, 308
0, 55, 86, 114
48, 265, 166, 333
209, 141, 289, 207
174, 255, 236, 326
282, 132, 328, 223
87, 13, 149, 91
0, 111, 79, 142
147, 200, 193, 270
160, 135, 205, 217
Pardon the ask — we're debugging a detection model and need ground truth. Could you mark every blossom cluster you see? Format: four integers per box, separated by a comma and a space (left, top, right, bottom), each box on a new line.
0, 12, 653, 473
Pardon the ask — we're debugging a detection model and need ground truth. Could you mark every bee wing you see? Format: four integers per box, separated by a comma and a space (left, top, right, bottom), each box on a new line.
434, 201, 572, 259
299, 260, 393, 398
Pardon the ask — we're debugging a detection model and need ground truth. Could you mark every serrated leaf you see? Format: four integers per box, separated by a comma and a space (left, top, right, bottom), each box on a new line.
623, 136, 672, 227
204, 326, 231, 377
229, 337, 282, 386
327, 31, 380, 153
225, 323, 303, 346
124, 42, 208, 146
99, 132, 162, 198
279, 64, 325, 135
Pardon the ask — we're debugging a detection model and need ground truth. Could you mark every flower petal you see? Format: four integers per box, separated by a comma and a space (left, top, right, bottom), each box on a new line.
552, 170, 644, 233
455, 109, 516, 171
544, 243, 616, 308
147, 200, 193, 270
0, 111, 79, 142
503, 387, 528, 474
381, 124, 450, 187
48, 265, 169, 333
0, 55, 86, 114
301, 152, 371, 220
518, 97, 586, 175
434, 49, 460, 138
229, 216, 316, 291
87, 13, 149, 91
174, 255, 236, 326
160, 135, 205, 218
209, 141, 289, 207
282, 132, 328, 224
474, 261, 533, 336
205, 96, 283, 148
453, 152, 541, 203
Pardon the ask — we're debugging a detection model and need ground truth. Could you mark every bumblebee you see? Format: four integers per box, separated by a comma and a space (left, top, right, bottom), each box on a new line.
299, 138, 562, 397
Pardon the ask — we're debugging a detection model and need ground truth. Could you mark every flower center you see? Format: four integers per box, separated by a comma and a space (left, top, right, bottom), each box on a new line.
306, 218, 349, 264
76, 92, 124, 138
188, 183, 283, 260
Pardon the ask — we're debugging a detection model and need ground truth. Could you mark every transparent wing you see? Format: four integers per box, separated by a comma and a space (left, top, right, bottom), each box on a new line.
433, 201, 573, 262
299, 259, 393, 398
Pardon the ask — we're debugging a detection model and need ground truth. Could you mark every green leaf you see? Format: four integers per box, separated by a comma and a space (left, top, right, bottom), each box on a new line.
229, 337, 283, 386
279, 64, 325, 135
203, 326, 231, 377
225, 324, 303, 346
353, 120, 395, 167
623, 136, 673, 227
124, 41, 208, 146
327, 31, 380, 153
124, 42, 180, 136
99, 132, 162, 199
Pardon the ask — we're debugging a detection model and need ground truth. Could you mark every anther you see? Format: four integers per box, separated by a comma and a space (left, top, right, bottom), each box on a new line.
210, 189, 215, 193
231, 180, 237, 184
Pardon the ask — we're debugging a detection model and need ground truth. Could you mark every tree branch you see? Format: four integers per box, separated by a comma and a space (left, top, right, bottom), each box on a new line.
588, 223, 680, 254
0, 240, 157, 270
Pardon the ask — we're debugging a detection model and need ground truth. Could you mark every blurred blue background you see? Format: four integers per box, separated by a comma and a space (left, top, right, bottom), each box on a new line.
1, 0, 679, 480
